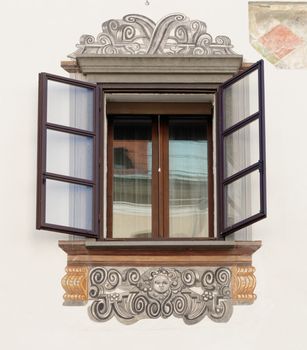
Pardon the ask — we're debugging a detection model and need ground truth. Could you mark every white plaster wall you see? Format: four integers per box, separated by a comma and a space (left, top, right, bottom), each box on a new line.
1, 0, 307, 349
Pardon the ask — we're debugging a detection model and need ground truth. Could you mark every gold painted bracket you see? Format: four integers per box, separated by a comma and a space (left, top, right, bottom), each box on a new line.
61, 266, 89, 305
232, 266, 256, 304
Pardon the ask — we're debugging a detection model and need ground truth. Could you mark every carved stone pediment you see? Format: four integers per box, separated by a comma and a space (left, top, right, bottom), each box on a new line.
69, 13, 239, 57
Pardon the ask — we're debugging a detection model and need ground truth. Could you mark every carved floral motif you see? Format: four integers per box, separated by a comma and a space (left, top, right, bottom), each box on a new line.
88, 267, 233, 324
69, 13, 238, 57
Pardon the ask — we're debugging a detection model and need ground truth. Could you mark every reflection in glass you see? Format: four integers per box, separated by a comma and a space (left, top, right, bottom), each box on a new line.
46, 129, 93, 180
45, 179, 93, 230
223, 69, 259, 129
112, 118, 152, 238
169, 118, 208, 237
225, 170, 260, 227
47, 80, 94, 131
224, 120, 259, 178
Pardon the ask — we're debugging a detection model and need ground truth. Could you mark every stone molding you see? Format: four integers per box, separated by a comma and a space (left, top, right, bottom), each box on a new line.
72, 55, 242, 84
59, 240, 261, 266
69, 13, 239, 58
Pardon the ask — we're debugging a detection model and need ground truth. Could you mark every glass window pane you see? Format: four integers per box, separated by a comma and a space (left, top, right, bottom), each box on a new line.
169, 118, 208, 238
224, 119, 259, 178
225, 170, 260, 227
47, 80, 94, 131
223, 69, 259, 129
45, 179, 93, 230
46, 129, 93, 180
112, 118, 152, 239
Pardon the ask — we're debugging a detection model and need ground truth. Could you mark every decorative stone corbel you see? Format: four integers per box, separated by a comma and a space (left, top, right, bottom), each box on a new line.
61, 266, 88, 305
232, 266, 257, 304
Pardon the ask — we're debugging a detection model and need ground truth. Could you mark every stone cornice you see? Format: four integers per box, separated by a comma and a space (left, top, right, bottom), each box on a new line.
62, 55, 242, 84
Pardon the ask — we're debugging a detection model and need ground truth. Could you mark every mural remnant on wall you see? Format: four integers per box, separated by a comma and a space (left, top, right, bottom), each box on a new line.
249, 2, 307, 69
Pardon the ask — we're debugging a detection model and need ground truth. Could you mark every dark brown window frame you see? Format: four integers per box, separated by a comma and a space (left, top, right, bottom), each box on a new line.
37, 61, 266, 242
36, 73, 100, 238
106, 109, 214, 240
217, 60, 267, 236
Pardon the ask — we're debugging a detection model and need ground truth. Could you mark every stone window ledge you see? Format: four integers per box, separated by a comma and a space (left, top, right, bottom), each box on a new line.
59, 239, 261, 266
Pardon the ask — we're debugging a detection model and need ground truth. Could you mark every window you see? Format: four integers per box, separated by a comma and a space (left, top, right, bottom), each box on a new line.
107, 110, 213, 240
36, 60, 266, 240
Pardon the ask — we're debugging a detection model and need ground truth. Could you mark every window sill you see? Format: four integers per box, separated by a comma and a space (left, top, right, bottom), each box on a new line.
59, 239, 261, 266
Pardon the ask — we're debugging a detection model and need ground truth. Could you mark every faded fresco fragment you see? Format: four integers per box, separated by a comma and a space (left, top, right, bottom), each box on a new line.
249, 2, 307, 69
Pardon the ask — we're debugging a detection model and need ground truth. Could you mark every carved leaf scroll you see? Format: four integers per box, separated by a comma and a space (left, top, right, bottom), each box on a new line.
88, 267, 233, 324
69, 13, 239, 57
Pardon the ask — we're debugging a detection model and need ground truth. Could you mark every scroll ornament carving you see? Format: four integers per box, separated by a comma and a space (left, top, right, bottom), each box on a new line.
88, 267, 233, 324
69, 13, 238, 57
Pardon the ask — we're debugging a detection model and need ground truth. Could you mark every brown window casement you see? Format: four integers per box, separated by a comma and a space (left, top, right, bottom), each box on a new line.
106, 112, 214, 240
36, 60, 266, 241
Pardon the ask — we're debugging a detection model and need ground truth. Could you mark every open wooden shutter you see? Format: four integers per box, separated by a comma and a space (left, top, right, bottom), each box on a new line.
218, 60, 266, 237
36, 73, 100, 237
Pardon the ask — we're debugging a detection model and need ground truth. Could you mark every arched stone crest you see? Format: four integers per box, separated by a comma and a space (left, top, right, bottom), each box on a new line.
69, 13, 239, 57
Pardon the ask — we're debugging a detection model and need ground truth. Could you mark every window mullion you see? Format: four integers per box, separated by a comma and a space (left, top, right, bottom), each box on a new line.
207, 117, 214, 237
158, 115, 164, 238
160, 117, 169, 239
106, 117, 113, 238
152, 116, 159, 239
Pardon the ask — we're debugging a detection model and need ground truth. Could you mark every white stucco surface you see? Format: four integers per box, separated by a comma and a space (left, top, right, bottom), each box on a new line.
1, 1, 307, 349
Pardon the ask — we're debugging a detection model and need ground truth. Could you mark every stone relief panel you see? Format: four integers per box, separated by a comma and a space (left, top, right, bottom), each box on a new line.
69, 13, 239, 57
88, 266, 233, 324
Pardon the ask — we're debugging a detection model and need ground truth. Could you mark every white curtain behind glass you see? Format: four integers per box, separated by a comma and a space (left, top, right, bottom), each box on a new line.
169, 119, 208, 238
224, 75, 257, 240
68, 86, 93, 231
